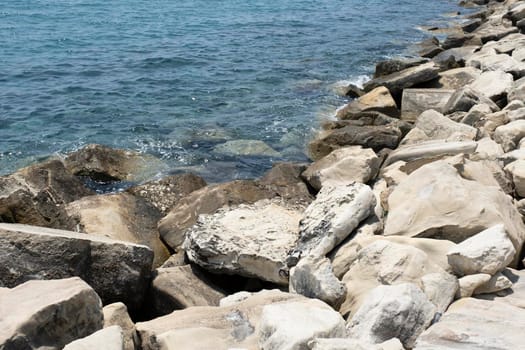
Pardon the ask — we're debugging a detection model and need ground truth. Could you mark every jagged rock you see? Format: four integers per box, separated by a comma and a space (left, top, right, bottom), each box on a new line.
0, 277, 103, 350
421, 272, 459, 314
509, 76, 525, 101
494, 119, 525, 151
447, 224, 516, 277
431, 67, 482, 90
127, 173, 206, 214
432, 46, 479, 67
259, 162, 313, 204
483, 33, 525, 54
469, 70, 514, 104
150, 265, 225, 315
159, 251, 186, 268
472, 23, 519, 44
363, 62, 440, 97
0, 223, 153, 310
288, 183, 375, 265
63, 144, 165, 182
336, 86, 399, 120
258, 301, 346, 350
347, 283, 436, 349
415, 297, 525, 349
374, 58, 429, 78
308, 125, 402, 160
506, 2, 525, 23
474, 271, 513, 295
184, 199, 302, 284
301, 146, 379, 190
383, 161, 525, 266
467, 51, 525, 78
400, 89, 454, 122
505, 159, 525, 197
65, 193, 169, 267
103, 303, 138, 350
462, 18, 483, 33
63, 326, 124, 350
289, 256, 346, 309
418, 37, 443, 58
444, 86, 500, 114
457, 274, 492, 298
213, 139, 280, 157
158, 180, 278, 249
308, 338, 404, 350
442, 33, 474, 50
400, 109, 478, 145
0, 160, 93, 228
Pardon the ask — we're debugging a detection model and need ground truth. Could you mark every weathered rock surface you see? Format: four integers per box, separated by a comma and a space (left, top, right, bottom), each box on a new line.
474, 271, 513, 295
432, 46, 479, 68
0, 223, 153, 309
374, 58, 429, 78
457, 273, 492, 298
347, 283, 436, 349
103, 303, 138, 350
400, 88, 454, 122
494, 119, 525, 151
447, 224, 516, 276
476, 268, 525, 308
150, 265, 225, 315
421, 272, 458, 314
336, 86, 399, 119
505, 159, 525, 197
444, 86, 500, 114
0, 277, 103, 350
469, 70, 514, 104
467, 51, 525, 78
430, 67, 481, 90
301, 146, 379, 190
308, 338, 404, 350
259, 162, 314, 204
63, 326, 124, 350
184, 199, 302, 284
289, 183, 375, 264
213, 139, 280, 157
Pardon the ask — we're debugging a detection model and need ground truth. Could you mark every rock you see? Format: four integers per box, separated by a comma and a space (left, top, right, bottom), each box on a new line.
0, 223, 153, 310
383, 140, 478, 167
432, 67, 482, 90
289, 183, 375, 264
506, 2, 525, 23
150, 265, 225, 315
472, 24, 519, 44
457, 274, 492, 298
447, 225, 516, 277
443, 86, 500, 114
383, 161, 525, 266
301, 146, 379, 190
336, 86, 399, 119
467, 51, 525, 78
289, 256, 346, 309
442, 33, 474, 50
259, 162, 314, 204
415, 297, 525, 349
461, 18, 483, 33
432, 46, 479, 68
483, 33, 525, 54
494, 119, 525, 151
0, 160, 93, 228
0, 277, 103, 350
374, 58, 429, 78
258, 301, 346, 350
127, 173, 206, 215
308, 125, 402, 160
421, 272, 458, 314
509, 76, 525, 101
158, 180, 278, 249
63, 326, 124, 350
103, 303, 138, 350
513, 47, 525, 62
159, 251, 187, 268
347, 283, 436, 349
475, 137, 504, 159
63, 144, 165, 182
213, 139, 280, 157
363, 62, 440, 98
498, 148, 525, 166
400, 89, 455, 122
400, 109, 478, 145
474, 271, 513, 295
340, 83, 364, 98
65, 193, 169, 267
469, 70, 514, 104
418, 37, 443, 58
308, 338, 404, 350
184, 199, 302, 284
476, 268, 525, 308
505, 159, 525, 197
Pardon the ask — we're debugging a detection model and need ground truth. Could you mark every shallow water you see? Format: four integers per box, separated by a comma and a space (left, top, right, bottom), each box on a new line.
1, 0, 464, 182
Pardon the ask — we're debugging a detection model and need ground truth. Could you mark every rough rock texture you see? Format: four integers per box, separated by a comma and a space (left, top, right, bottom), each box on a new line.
213, 139, 280, 157
0, 277, 103, 350
457, 273, 492, 298
505, 159, 525, 197
65, 193, 169, 267
374, 58, 429, 78
421, 272, 458, 314
288, 183, 375, 264
494, 120, 525, 151
431, 67, 482, 90
301, 146, 379, 190
0, 223, 153, 310
383, 161, 525, 266
476, 268, 525, 308
400, 88, 454, 122
336, 86, 399, 120
103, 303, 138, 350
259, 162, 313, 204
289, 256, 346, 309
150, 265, 225, 315
444, 86, 500, 114
184, 199, 302, 284
347, 283, 436, 349
258, 301, 346, 350
308, 338, 404, 350
473, 271, 513, 295
127, 173, 206, 214
469, 70, 514, 104
432, 46, 479, 68
63, 326, 124, 350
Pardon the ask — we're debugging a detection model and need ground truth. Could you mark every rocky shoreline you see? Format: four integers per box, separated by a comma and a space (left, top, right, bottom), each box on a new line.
3, 0, 525, 349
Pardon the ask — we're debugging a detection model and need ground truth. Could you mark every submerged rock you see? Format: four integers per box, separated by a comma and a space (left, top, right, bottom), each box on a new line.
213, 139, 281, 157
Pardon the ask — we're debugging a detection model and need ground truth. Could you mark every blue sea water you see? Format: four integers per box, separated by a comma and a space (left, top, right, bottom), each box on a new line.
0, 0, 464, 183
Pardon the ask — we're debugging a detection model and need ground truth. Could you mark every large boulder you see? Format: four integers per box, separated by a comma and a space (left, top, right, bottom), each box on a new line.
301, 146, 379, 191
505, 159, 525, 197
63, 326, 124, 350
0, 277, 103, 350
184, 199, 302, 284
467, 51, 525, 78
469, 70, 514, 105
383, 161, 525, 266
259, 162, 314, 204
444, 86, 500, 114
347, 283, 436, 349
430, 67, 481, 90
0, 223, 153, 310
65, 193, 169, 267
494, 119, 525, 151
336, 86, 399, 120
374, 58, 429, 78
400, 88, 454, 122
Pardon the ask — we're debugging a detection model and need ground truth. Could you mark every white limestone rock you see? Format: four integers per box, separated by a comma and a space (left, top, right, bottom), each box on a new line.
457, 274, 492, 298
469, 70, 513, 103
63, 326, 124, 350
308, 337, 404, 350
103, 303, 138, 350
473, 271, 513, 295
504, 159, 525, 197
494, 119, 525, 152
421, 272, 459, 314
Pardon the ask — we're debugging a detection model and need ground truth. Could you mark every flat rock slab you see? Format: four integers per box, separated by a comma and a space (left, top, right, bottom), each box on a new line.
401, 89, 455, 122
184, 199, 303, 284
63, 326, 124, 350
0, 277, 103, 350
0, 223, 153, 310
336, 86, 398, 120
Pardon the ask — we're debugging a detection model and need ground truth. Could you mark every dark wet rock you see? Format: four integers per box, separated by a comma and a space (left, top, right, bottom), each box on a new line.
259, 162, 313, 204
432, 46, 480, 67
341, 83, 365, 98
442, 33, 475, 50
417, 37, 444, 58
461, 18, 483, 33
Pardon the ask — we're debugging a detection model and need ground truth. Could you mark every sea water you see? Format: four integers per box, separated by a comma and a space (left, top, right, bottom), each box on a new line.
0, 0, 465, 183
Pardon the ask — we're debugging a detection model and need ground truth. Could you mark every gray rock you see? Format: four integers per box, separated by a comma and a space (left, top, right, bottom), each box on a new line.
421, 272, 458, 314
508, 76, 525, 102
473, 271, 513, 295
457, 273, 492, 298
0, 277, 103, 350
213, 139, 280, 157
444, 86, 500, 114
0, 223, 153, 310
483, 33, 525, 54
400, 88, 455, 122
63, 326, 124, 350
467, 51, 525, 78
348, 283, 436, 349
374, 58, 429, 78
469, 70, 514, 104
494, 119, 525, 151
442, 33, 474, 50
431, 67, 481, 90
472, 23, 519, 44
103, 303, 138, 350
504, 159, 525, 197
432, 46, 479, 67
418, 37, 443, 58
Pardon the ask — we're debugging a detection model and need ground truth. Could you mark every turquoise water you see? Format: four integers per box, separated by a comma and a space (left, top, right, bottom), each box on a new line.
1, 0, 463, 182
